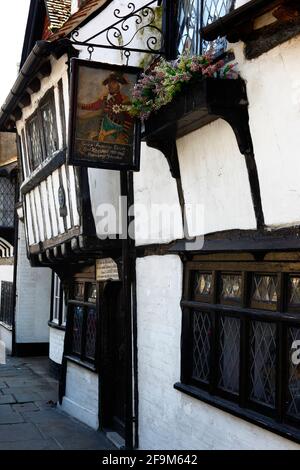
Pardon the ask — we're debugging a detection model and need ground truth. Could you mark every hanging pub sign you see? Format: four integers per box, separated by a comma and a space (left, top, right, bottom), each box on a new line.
68, 58, 141, 171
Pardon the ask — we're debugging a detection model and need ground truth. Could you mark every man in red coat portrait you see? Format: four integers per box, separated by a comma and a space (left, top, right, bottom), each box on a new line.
79, 72, 133, 145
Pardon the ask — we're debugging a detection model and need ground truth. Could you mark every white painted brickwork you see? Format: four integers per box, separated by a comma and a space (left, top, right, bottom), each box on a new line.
49, 328, 65, 365
136, 256, 300, 450
61, 361, 99, 430
15, 222, 51, 344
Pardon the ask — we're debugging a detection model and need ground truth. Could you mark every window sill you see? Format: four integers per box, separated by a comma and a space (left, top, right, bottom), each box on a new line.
174, 382, 300, 445
48, 321, 66, 331
65, 354, 97, 372
0, 322, 12, 331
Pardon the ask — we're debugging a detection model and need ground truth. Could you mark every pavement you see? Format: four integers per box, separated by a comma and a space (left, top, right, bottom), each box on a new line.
0, 356, 114, 450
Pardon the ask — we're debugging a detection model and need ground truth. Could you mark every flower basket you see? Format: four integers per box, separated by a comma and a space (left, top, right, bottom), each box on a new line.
143, 76, 249, 141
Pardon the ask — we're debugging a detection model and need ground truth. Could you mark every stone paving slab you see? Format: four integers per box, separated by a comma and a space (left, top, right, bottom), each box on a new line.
0, 357, 115, 450
0, 406, 24, 424
3, 377, 54, 388
12, 390, 44, 403
12, 402, 39, 413
0, 438, 62, 450
37, 422, 113, 450
0, 423, 43, 442
0, 394, 16, 404
21, 409, 71, 425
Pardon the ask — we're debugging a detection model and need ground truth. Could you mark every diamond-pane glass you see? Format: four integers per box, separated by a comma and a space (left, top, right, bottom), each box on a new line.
192, 310, 212, 382
41, 101, 58, 157
221, 274, 242, 302
287, 327, 300, 419
28, 116, 43, 170
72, 305, 84, 355
0, 177, 14, 228
252, 275, 278, 306
177, 0, 233, 55
194, 272, 212, 298
219, 316, 240, 394
289, 277, 300, 306
250, 321, 276, 407
85, 307, 97, 360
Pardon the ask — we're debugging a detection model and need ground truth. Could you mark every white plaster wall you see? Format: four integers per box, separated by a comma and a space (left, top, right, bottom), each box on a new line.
232, 35, 300, 227
235, 0, 249, 8
75, 0, 156, 67
88, 168, 121, 237
0, 325, 12, 354
133, 143, 183, 245
61, 361, 99, 429
49, 328, 65, 365
15, 222, 51, 344
137, 255, 300, 450
0, 264, 13, 283
177, 119, 256, 236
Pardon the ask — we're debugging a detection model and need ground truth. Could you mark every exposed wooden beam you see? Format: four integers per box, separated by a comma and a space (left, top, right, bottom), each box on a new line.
19, 92, 31, 109
37, 61, 52, 79
26, 78, 41, 95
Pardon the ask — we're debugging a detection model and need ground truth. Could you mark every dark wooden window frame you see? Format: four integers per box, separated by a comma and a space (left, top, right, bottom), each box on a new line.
0, 281, 14, 329
49, 272, 65, 330
65, 279, 98, 370
25, 88, 59, 172
177, 254, 300, 443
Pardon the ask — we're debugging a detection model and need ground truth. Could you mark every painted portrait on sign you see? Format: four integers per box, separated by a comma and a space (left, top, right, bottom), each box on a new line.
68, 59, 140, 170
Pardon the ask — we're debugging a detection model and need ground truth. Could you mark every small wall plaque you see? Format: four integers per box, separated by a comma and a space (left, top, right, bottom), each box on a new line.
96, 258, 120, 282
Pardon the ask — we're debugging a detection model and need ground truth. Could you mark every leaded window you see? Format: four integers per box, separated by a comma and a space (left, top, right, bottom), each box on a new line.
0, 281, 14, 328
67, 280, 98, 365
50, 273, 66, 327
26, 89, 58, 171
176, 0, 234, 56
179, 256, 300, 437
0, 177, 15, 227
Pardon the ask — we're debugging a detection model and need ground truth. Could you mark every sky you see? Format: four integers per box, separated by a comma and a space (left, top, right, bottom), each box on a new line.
0, 0, 30, 106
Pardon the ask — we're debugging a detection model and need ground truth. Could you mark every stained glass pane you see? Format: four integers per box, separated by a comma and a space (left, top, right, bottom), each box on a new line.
219, 316, 240, 394
41, 101, 58, 157
252, 275, 278, 306
250, 321, 276, 408
72, 305, 84, 355
0, 177, 14, 228
194, 272, 212, 298
85, 307, 97, 360
221, 274, 242, 302
192, 310, 212, 382
28, 116, 43, 169
287, 327, 300, 419
202, 0, 233, 52
177, 0, 233, 55
289, 277, 300, 306
177, 0, 201, 55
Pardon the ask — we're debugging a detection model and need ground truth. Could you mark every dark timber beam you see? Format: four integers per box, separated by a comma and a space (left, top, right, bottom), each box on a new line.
19, 92, 31, 109
37, 61, 52, 79
26, 78, 41, 95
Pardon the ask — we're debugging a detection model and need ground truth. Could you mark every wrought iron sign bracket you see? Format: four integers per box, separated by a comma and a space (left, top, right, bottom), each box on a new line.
69, 1, 166, 64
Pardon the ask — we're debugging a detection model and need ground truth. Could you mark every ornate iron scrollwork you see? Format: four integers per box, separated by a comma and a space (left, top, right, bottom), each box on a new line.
70, 1, 165, 64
